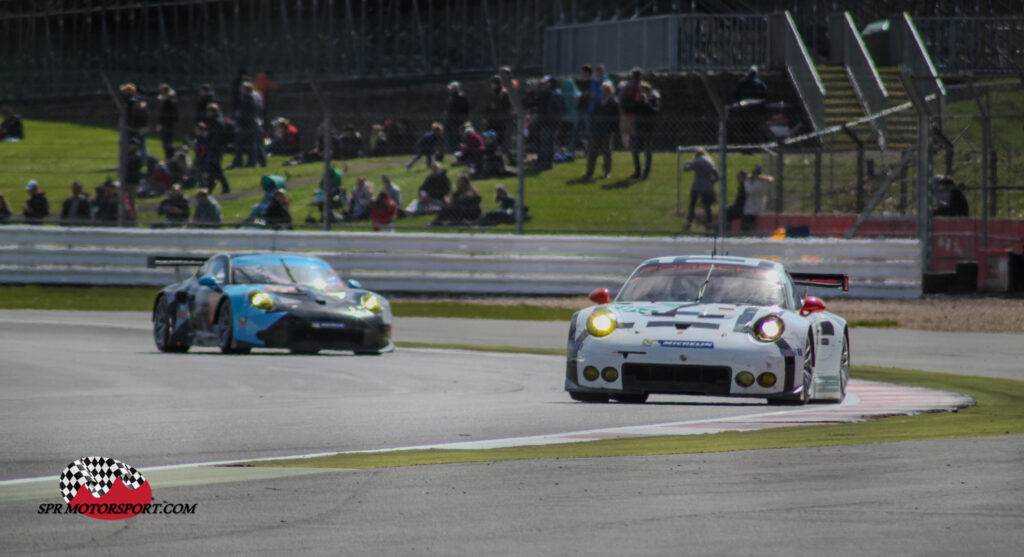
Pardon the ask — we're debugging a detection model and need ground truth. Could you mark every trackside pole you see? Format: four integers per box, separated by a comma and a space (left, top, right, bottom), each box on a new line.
500, 67, 526, 235
309, 75, 333, 231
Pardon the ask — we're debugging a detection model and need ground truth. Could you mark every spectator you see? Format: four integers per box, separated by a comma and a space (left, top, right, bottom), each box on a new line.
406, 122, 444, 170
120, 83, 151, 160
456, 122, 485, 172
531, 76, 564, 171
368, 123, 388, 156
0, 193, 13, 222
156, 84, 180, 159
190, 188, 222, 227
312, 167, 345, 223
169, 145, 194, 186
474, 184, 519, 226
136, 160, 175, 198
246, 175, 287, 223
384, 119, 415, 154
568, 64, 594, 155
346, 176, 374, 220
231, 81, 265, 168
725, 170, 749, 233
559, 74, 581, 154
92, 180, 119, 223
264, 188, 292, 229
0, 107, 24, 141
338, 126, 365, 159
407, 162, 450, 215
682, 148, 719, 231
157, 185, 190, 225
618, 67, 644, 150
741, 166, 772, 234
733, 66, 768, 144
432, 173, 482, 226
266, 117, 300, 156
125, 139, 145, 195
194, 83, 216, 124
60, 181, 92, 225
286, 123, 341, 165
22, 180, 50, 223
369, 190, 398, 231
196, 105, 231, 193
583, 81, 619, 180
734, 65, 768, 103
477, 131, 513, 178
380, 174, 403, 209
253, 70, 279, 119
933, 175, 970, 217
629, 81, 660, 180
483, 75, 513, 154
443, 81, 470, 154
230, 69, 249, 112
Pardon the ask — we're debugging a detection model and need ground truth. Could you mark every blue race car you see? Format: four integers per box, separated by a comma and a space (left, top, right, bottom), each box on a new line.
151, 252, 393, 355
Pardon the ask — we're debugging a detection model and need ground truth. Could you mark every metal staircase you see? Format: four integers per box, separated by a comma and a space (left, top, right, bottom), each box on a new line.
819, 66, 865, 150
875, 67, 917, 151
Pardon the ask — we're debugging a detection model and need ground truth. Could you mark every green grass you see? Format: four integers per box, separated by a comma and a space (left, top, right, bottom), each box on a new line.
245, 366, 1023, 469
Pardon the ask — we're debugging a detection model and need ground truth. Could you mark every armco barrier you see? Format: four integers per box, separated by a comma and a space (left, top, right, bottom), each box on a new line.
0, 226, 921, 298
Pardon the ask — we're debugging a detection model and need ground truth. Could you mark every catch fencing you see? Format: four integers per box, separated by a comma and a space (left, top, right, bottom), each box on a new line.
0, 225, 921, 298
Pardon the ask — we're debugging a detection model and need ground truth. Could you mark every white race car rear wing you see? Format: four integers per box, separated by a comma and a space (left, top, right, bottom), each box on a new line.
791, 273, 849, 292
146, 255, 210, 268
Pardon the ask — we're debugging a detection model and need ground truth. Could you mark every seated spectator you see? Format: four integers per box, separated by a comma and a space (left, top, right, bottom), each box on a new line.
338, 126, 365, 159
406, 122, 444, 170
475, 130, 514, 178
264, 188, 292, 229
432, 173, 481, 226
0, 107, 24, 141
284, 123, 340, 165
246, 175, 287, 223
168, 145, 192, 184
92, 180, 119, 223
60, 181, 93, 225
406, 162, 450, 215
157, 185, 190, 225
266, 117, 300, 156
474, 184, 521, 226
933, 175, 970, 217
0, 193, 12, 222
455, 121, 485, 171
190, 188, 222, 227
369, 191, 398, 231
346, 176, 374, 220
384, 119, 414, 153
137, 161, 175, 198
379, 174, 403, 214
22, 180, 49, 223
368, 123, 388, 156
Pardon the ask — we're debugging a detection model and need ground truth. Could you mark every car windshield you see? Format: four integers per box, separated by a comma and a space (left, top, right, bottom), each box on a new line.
231, 259, 345, 292
616, 262, 785, 306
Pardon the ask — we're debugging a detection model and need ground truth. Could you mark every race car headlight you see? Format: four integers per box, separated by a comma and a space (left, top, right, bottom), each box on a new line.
249, 291, 275, 310
586, 309, 617, 337
360, 293, 383, 314
751, 314, 785, 342
735, 371, 755, 387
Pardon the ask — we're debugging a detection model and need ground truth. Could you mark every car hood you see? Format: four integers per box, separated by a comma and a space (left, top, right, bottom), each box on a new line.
603, 301, 778, 332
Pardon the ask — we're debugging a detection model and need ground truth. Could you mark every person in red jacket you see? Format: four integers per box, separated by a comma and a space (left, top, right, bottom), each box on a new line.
456, 122, 485, 174
369, 190, 398, 231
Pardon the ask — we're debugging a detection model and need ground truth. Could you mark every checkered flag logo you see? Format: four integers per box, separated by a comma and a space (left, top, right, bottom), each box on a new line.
59, 456, 147, 504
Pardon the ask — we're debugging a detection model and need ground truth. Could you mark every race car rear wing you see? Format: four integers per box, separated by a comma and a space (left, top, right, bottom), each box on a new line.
146, 255, 210, 268
791, 272, 849, 292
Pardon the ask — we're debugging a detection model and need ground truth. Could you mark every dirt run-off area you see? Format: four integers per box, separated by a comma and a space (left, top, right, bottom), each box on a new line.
392, 295, 1024, 335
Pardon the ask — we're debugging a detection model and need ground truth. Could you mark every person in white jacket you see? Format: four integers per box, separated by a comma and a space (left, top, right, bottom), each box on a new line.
741, 166, 772, 234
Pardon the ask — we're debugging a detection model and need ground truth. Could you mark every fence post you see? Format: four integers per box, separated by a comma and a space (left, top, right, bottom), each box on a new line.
309, 75, 332, 231
101, 71, 128, 228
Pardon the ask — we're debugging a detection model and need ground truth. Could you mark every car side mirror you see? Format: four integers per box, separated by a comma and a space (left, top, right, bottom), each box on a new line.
198, 275, 222, 291
589, 287, 611, 305
346, 278, 363, 289
800, 296, 826, 317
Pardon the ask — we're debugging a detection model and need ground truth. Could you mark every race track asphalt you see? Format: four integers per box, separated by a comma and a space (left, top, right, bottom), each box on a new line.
0, 311, 1021, 556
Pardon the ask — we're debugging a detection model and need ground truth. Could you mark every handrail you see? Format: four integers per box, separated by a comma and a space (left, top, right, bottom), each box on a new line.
899, 13, 946, 106
782, 11, 826, 133
840, 12, 889, 148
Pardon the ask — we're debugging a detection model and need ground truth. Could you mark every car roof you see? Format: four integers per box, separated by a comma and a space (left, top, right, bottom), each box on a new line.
223, 252, 330, 268
637, 255, 785, 271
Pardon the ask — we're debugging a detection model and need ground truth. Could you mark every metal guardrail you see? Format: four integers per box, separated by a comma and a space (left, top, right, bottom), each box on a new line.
0, 226, 922, 298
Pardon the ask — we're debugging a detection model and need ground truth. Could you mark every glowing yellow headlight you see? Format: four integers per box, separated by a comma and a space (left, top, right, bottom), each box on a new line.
735, 371, 755, 387
758, 372, 778, 388
586, 309, 617, 337
360, 293, 382, 313
250, 291, 275, 310
751, 314, 785, 342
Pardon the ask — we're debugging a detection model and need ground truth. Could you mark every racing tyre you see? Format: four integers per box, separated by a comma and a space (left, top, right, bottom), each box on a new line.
569, 391, 610, 403
768, 334, 814, 405
153, 296, 189, 353
825, 330, 850, 404
612, 393, 649, 404
217, 303, 251, 355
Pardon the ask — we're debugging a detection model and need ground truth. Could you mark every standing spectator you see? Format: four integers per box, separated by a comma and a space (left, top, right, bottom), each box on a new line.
120, 83, 151, 162
567, 65, 594, 155
589, 65, 612, 113
443, 81, 470, 154
0, 107, 24, 141
92, 180, 119, 223
406, 122, 444, 170
230, 69, 249, 113
531, 76, 564, 171
583, 82, 619, 180
194, 84, 216, 124
369, 191, 398, 231
483, 75, 512, 154
125, 139, 145, 195
346, 176, 374, 220
682, 148, 719, 231
734, 65, 768, 103
725, 170, 749, 233
266, 117, 300, 156
156, 84, 180, 160
190, 188, 222, 227
368, 124, 388, 156
198, 105, 231, 193
559, 74, 581, 154
264, 188, 292, 229
733, 66, 768, 144
433, 173, 482, 226
741, 166, 772, 234
60, 181, 92, 225
253, 70, 279, 120
0, 193, 11, 222
379, 174, 403, 209
407, 162, 451, 215
157, 185, 190, 225
231, 81, 265, 168
456, 122, 485, 172
22, 180, 49, 223
618, 67, 644, 151
933, 175, 970, 217
629, 82, 660, 180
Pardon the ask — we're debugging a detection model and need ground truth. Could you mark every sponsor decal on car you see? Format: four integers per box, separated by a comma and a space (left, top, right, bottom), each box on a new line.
312, 322, 346, 329
656, 340, 714, 349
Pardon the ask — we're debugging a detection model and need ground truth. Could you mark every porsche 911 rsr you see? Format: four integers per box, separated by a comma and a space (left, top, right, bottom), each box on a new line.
565, 255, 850, 404
152, 252, 393, 355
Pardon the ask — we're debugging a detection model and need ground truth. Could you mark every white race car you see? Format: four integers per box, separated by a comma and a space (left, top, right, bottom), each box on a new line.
565, 255, 850, 405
